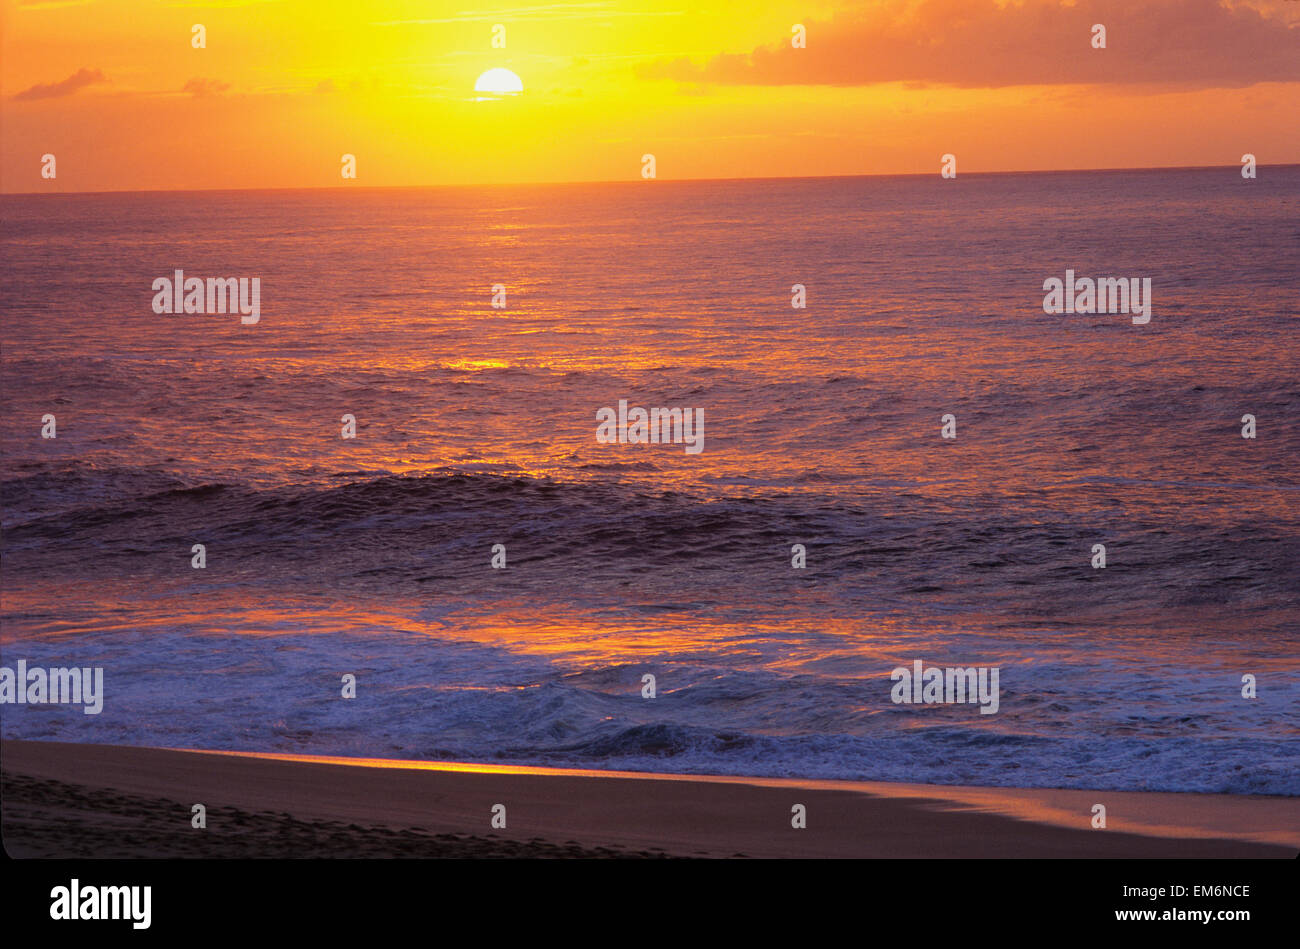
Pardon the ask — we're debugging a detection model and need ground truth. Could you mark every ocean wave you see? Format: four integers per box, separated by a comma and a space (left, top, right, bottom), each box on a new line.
4, 466, 1298, 626
1, 627, 1295, 795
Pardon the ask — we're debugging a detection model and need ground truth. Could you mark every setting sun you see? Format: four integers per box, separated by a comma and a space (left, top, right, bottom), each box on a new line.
474, 67, 523, 96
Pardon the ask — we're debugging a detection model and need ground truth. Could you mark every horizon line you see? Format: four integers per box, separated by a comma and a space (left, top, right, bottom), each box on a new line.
4, 161, 1296, 199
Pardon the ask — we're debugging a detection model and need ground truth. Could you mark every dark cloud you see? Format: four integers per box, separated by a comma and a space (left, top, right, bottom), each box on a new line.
13, 68, 107, 101
183, 78, 232, 97
638, 0, 1300, 89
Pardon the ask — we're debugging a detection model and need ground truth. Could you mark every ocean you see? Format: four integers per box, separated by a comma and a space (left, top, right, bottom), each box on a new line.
2, 167, 1297, 794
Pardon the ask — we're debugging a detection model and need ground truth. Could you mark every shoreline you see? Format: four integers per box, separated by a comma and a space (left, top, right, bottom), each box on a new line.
3, 740, 1296, 859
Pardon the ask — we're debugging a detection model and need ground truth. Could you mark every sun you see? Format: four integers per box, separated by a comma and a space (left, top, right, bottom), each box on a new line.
474, 68, 523, 96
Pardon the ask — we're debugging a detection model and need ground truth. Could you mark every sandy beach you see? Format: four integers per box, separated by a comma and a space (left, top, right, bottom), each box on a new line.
2, 740, 1295, 859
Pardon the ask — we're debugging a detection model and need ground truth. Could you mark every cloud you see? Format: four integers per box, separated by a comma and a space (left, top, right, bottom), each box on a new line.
373, 3, 682, 25
163, 1, 283, 6
13, 67, 107, 101
183, 78, 232, 97
638, 0, 1300, 89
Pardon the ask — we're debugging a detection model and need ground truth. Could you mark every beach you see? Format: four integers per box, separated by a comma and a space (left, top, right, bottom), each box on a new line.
3, 740, 1294, 859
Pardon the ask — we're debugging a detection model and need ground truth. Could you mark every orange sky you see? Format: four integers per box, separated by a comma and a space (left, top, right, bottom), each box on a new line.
2, 0, 1298, 193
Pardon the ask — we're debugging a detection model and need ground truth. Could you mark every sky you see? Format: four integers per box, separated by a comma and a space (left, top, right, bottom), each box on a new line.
2, 0, 1298, 192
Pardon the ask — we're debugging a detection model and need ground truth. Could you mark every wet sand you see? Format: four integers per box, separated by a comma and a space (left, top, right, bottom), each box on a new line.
2, 740, 1295, 859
